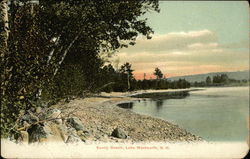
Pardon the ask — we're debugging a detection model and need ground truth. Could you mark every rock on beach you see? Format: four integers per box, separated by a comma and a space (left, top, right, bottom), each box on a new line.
59, 96, 203, 142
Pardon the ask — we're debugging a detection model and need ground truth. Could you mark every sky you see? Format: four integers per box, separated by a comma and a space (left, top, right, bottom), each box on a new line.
111, 1, 249, 79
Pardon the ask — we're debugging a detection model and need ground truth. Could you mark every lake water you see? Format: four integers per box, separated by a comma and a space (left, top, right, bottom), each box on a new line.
118, 87, 249, 142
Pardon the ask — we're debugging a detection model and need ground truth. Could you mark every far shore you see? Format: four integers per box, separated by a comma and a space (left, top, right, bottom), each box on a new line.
96, 88, 204, 98
54, 88, 203, 143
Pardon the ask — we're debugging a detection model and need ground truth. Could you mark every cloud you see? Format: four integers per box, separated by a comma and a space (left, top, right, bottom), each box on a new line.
111, 29, 249, 79
187, 42, 218, 50
167, 29, 214, 38
115, 49, 248, 67
119, 29, 218, 53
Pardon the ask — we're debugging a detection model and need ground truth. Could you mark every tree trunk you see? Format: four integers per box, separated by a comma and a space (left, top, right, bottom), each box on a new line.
127, 73, 130, 90
36, 34, 79, 98
53, 34, 80, 77
0, 0, 9, 48
47, 36, 61, 65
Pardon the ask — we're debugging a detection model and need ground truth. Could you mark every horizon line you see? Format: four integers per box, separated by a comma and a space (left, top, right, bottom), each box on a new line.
133, 69, 249, 80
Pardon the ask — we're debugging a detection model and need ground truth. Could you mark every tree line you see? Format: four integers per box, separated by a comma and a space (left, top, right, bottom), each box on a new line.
192, 74, 249, 87
90, 63, 191, 93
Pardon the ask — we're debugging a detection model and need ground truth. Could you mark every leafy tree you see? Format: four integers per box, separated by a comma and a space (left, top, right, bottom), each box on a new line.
120, 62, 134, 77
97, 64, 119, 92
212, 74, 229, 84
220, 74, 229, 84
1, 3, 53, 137
0, 0, 160, 137
0, 0, 8, 49
120, 62, 134, 90
206, 76, 212, 85
40, 0, 160, 95
154, 67, 163, 79
212, 75, 220, 84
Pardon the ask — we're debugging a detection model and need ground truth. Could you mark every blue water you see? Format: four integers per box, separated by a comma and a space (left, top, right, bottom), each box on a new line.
118, 87, 249, 142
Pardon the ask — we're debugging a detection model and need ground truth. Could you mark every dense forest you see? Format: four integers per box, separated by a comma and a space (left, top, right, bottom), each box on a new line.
86, 63, 191, 93
191, 74, 249, 87
1, 0, 162, 137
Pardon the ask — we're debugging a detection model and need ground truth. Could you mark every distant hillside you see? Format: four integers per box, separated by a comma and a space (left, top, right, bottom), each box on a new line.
168, 70, 249, 82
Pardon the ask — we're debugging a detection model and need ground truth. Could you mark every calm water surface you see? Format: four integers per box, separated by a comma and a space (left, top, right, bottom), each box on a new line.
118, 87, 249, 142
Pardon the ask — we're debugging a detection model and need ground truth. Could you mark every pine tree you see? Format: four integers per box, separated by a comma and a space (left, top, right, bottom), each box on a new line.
154, 67, 163, 79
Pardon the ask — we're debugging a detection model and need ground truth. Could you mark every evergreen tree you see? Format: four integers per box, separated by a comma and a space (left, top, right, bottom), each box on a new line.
120, 62, 134, 90
206, 76, 212, 85
154, 67, 163, 79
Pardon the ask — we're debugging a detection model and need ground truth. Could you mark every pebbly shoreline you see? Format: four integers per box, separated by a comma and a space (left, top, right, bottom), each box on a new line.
56, 89, 203, 143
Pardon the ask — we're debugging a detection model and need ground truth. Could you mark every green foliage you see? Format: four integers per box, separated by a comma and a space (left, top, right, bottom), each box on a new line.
98, 63, 135, 92
192, 74, 248, 87
1, 4, 51, 137
212, 74, 229, 84
135, 78, 190, 90
119, 62, 134, 90
1, 0, 160, 138
120, 62, 134, 77
206, 76, 212, 85
90, 63, 190, 91
40, 0, 160, 96
154, 67, 163, 79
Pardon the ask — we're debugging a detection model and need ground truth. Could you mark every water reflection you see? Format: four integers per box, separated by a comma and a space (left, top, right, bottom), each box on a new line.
116, 87, 249, 141
117, 99, 166, 111
117, 102, 134, 109
117, 93, 189, 111
155, 99, 164, 111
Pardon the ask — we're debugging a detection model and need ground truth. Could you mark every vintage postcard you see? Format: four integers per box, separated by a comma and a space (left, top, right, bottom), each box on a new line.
1, 1, 249, 158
